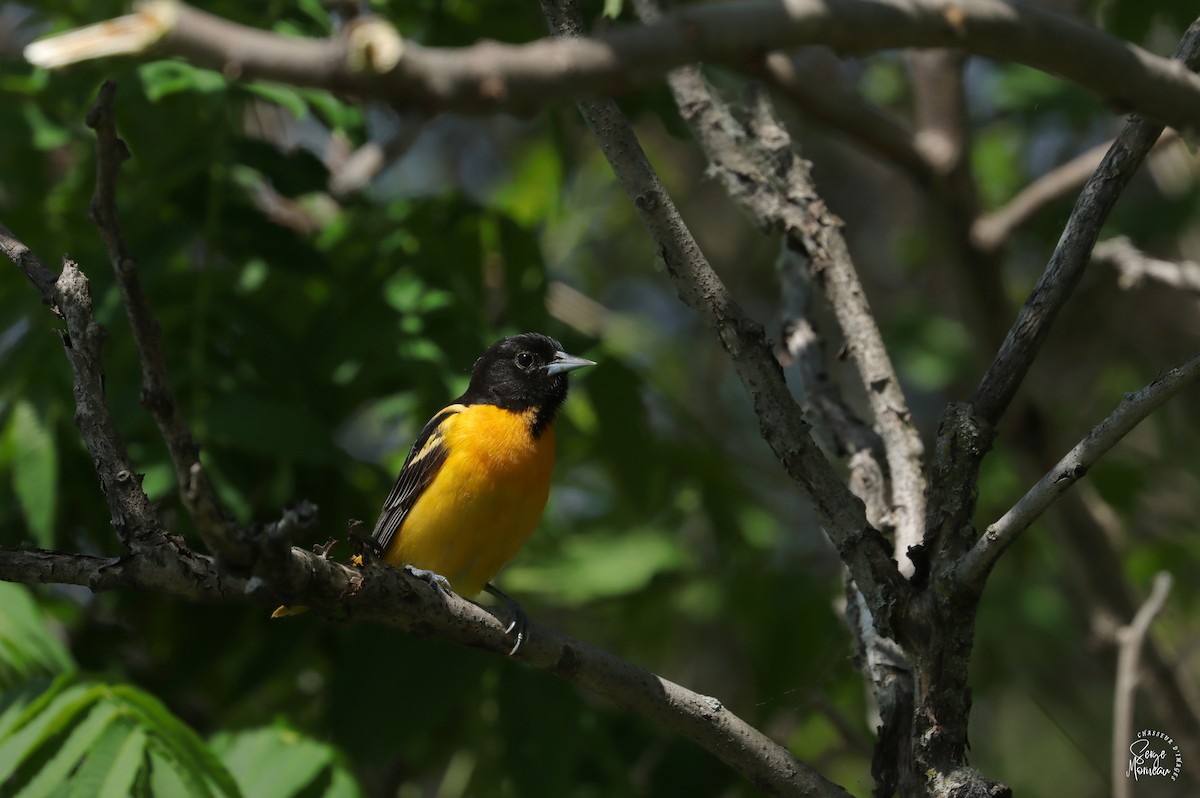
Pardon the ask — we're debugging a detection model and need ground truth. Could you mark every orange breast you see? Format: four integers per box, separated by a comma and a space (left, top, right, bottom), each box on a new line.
384, 405, 555, 596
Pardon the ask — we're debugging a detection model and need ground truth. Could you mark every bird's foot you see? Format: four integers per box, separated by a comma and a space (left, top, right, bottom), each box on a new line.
484, 583, 529, 656
404, 565, 453, 596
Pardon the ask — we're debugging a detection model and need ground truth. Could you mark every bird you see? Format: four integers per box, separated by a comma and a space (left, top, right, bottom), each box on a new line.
274, 333, 594, 655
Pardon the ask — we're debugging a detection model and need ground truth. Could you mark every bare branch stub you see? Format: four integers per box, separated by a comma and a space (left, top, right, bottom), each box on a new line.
1093, 234, 1200, 296
0, 222, 60, 311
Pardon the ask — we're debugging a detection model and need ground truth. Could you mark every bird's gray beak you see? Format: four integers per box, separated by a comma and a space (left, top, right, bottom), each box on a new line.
545, 350, 596, 376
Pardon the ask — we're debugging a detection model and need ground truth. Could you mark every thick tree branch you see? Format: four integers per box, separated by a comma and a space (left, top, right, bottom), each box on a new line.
1093, 234, 1200, 296
971, 20, 1200, 428
24, 0, 1200, 132
1112, 572, 1173, 798
540, 0, 906, 642
84, 80, 240, 563
0, 541, 847, 798
961, 353, 1200, 585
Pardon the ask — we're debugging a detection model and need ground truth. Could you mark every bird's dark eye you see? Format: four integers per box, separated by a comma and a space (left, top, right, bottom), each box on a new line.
515, 351, 536, 370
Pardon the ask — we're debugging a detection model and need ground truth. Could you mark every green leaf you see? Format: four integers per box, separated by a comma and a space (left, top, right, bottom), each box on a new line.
213, 720, 360, 796
96, 725, 146, 798
0, 678, 103, 785
240, 84, 308, 120
505, 530, 685, 604
112, 686, 242, 798
15, 702, 121, 798
20, 104, 70, 151
67, 719, 141, 798
383, 270, 453, 315
7, 399, 58, 547
488, 140, 563, 227
0, 681, 45, 741
602, 0, 623, 19
138, 61, 227, 102
0, 583, 74, 689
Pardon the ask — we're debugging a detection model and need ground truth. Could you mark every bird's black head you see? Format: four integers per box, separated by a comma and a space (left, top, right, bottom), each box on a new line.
458, 333, 594, 436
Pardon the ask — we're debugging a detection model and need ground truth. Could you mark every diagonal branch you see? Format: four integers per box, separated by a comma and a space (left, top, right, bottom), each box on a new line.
84, 80, 240, 562
23, 0, 1200, 132
0, 540, 849, 798
630, 0, 926, 575
970, 20, 1200, 428
971, 132, 1180, 255
961, 353, 1200, 585
540, 0, 905, 634
0, 223, 60, 311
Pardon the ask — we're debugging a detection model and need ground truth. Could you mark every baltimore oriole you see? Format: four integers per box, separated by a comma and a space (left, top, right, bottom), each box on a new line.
274, 333, 593, 654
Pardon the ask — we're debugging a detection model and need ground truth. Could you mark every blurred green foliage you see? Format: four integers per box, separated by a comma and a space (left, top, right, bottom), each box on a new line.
1, 1, 1199, 796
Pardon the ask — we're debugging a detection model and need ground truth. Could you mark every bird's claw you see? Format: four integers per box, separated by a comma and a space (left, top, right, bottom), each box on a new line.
404, 565, 452, 596
484, 583, 529, 656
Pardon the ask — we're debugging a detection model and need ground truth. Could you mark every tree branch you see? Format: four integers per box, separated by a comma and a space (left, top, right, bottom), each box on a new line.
84, 80, 240, 563
776, 242, 887, 525
0, 541, 849, 798
0, 229, 161, 551
753, 49, 939, 187
0, 222, 60, 311
24, 0, 1200, 131
970, 20, 1200, 428
971, 132, 1180, 254
539, 0, 906, 640
1112, 571, 1173, 798
961, 353, 1200, 585
777, 234, 919, 798
1093, 234, 1200, 296
632, 15, 926, 576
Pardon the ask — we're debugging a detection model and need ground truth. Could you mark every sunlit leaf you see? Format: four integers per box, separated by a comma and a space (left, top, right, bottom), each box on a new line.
7, 399, 57, 547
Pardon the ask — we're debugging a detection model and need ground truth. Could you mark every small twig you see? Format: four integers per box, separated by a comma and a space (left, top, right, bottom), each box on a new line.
22, 0, 1200, 130
1112, 572, 1173, 798
971, 20, 1200, 428
971, 131, 1180, 254
962, 353, 1200, 585
85, 80, 240, 563
1093, 235, 1200, 296
0, 222, 60, 311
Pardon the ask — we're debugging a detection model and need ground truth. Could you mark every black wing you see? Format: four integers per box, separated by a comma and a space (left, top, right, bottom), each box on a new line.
370, 404, 464, 553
